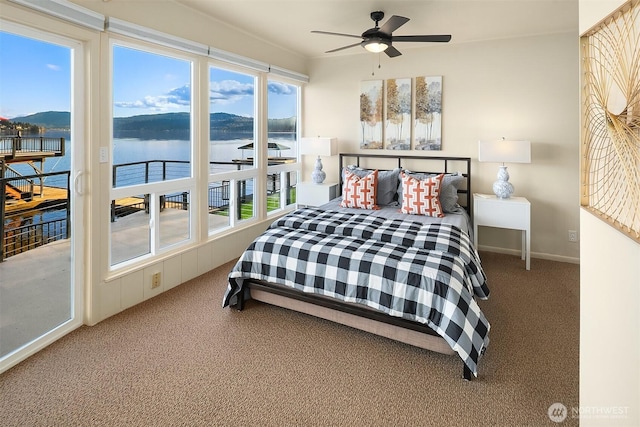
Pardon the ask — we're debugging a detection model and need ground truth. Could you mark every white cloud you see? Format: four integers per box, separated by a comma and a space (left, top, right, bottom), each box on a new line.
209, 79, 254, 105
115, 84, 191, 111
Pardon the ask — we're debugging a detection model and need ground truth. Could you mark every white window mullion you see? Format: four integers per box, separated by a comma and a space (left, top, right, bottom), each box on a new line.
228, 179, 238, 228
255, 76, 268, 220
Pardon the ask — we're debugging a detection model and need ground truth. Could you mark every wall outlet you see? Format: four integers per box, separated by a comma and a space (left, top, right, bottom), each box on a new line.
151, 272, 161, 288
568, 230, 578, 242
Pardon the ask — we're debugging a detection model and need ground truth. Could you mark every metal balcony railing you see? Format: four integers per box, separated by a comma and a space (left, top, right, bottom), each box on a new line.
1, 170, 70, 261
0, 136, 65, 158
3, 159, 297, 260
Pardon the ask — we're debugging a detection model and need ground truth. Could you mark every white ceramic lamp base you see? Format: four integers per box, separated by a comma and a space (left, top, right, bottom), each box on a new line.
311, 156, 326, 184
493, 165, 514, 198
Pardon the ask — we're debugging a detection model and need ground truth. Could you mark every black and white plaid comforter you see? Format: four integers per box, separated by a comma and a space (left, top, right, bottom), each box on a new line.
223, 208, 490, 376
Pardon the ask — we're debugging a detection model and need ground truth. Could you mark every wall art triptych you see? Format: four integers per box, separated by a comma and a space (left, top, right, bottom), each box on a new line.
359, 76, 442, 150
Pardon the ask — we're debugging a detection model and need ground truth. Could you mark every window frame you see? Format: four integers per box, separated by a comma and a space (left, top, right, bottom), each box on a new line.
108, 36, 198, 270
104, 31, 304, 269
206, 61, 303, 236
265, 76, 302, 216
0, 14, 92, 373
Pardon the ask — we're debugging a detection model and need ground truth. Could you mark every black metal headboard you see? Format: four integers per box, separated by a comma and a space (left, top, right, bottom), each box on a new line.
338, 153, 472, 214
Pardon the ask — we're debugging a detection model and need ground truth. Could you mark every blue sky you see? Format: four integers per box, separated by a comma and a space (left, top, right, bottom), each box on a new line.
0, 32, 297, 120
0, 31, 71, 119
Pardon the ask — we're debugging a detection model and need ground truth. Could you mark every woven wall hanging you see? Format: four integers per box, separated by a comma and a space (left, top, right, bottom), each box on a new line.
582, 0, 640, 242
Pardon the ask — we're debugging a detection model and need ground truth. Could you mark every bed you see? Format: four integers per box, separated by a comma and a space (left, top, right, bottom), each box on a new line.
223, 153, 490, 380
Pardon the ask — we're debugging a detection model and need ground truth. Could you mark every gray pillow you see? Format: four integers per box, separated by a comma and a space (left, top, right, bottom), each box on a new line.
397, 171, 464, 213
342, 166, 401, 206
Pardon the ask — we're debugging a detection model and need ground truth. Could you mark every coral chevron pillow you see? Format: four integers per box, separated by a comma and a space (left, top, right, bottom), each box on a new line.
340, 169, 379, 210
400, 172, 444, 217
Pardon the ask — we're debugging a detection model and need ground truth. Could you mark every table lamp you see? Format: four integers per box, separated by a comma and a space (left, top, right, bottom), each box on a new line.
478, 138, 531, 198
299, 137, 337, 184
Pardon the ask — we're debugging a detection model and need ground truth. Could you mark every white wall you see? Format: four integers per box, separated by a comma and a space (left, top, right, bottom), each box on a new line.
579, 0, 629, 34
97, 220, 272, 321
579, 1, 640, 425
304, 32, 580, 262
580, 210, 640, 426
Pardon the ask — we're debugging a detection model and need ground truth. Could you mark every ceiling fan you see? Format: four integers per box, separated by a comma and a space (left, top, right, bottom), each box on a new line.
312, 11, 451, 57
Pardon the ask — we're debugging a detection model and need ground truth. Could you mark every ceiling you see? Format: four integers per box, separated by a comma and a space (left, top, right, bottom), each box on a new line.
173, 0, 578, 59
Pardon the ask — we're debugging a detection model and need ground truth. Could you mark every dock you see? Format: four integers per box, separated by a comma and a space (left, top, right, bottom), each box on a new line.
0, 135, 65, 161
4, 185, 68, 215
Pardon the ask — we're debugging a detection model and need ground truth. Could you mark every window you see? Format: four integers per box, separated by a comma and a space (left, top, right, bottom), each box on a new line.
106, 32, 302, 247
267, 79, 299, 212
207, 68, 301, 233
208, 67, 258, 232
208, 180, 230, 229
209, 67, 256, 174
110, 43, 194, 267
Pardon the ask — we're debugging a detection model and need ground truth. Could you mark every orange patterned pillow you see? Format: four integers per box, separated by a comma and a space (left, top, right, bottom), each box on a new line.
400, 172, 444, 217
340, 169, 379, 210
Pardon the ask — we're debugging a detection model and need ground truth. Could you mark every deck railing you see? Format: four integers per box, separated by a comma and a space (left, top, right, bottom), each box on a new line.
3, 159, 297, 260
1, 171, 70, 261
2, 165, 35, 201
0, 136, 65, 158
2, 217, 69, 259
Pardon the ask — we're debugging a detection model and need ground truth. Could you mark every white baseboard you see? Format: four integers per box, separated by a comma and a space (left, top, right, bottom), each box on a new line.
477, 245, 580, 265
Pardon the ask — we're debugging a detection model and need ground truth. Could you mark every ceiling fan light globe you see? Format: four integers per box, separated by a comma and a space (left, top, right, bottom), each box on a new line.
362, 39, 389, 53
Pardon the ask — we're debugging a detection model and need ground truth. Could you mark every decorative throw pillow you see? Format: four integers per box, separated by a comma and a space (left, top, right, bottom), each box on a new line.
397, 171, 464, 212
343, 166, 401, 206
340, 169, 379, 210
399, 172, 444, 217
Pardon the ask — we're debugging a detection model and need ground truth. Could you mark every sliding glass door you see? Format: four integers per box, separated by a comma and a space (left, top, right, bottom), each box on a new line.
0, 23, 85, 372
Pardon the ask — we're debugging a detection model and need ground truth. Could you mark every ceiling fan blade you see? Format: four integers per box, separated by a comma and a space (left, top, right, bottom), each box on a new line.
384, 46, 402, 58
379, 15, 409, 34
392, 35, 452, 43
325, 42, 363, 53
311, 30, 363, 39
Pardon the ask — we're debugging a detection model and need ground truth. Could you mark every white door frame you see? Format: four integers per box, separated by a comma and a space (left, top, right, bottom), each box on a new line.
0, 20, 86, 374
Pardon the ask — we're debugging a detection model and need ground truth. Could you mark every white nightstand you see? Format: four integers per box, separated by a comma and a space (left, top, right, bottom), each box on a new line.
296, 181, 338, 207
473, 193, 531, 270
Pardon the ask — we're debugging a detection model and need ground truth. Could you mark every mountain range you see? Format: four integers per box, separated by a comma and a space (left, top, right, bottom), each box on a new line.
9, 111, 296, 138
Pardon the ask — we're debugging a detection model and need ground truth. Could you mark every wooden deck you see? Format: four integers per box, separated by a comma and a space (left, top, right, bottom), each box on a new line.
4, 185, 68, 215
4, 186, 149, 217
0, 152, 61, 162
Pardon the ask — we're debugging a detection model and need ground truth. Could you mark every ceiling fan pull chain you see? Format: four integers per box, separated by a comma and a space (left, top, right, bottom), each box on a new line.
371, 52, 382, 76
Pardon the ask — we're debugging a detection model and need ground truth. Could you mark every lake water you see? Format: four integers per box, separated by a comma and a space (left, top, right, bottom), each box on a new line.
10, 130, 297, 185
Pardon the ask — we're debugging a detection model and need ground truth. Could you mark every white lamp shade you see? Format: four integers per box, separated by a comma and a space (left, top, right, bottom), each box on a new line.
478, 139, 531, 163
299, 137, 337, 157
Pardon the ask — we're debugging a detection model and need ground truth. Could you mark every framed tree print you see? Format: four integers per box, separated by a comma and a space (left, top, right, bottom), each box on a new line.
359, 80, 383, 149
414, 76, 442, 150
385, 78, 411, 149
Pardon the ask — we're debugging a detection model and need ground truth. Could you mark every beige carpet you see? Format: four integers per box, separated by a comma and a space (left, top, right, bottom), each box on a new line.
0, 252, 579, 426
